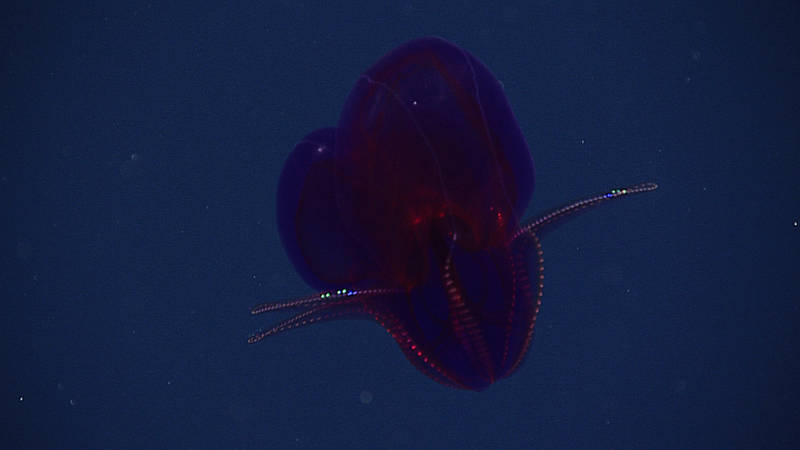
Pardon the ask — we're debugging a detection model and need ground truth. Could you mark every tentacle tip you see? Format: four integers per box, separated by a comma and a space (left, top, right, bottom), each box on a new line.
247, 332, 264, 344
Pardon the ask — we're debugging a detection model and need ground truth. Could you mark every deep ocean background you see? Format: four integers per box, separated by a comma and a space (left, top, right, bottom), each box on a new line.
3, 1, 799, 449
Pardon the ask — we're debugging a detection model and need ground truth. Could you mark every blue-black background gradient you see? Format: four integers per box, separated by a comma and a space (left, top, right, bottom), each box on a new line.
3, 1, 799, 448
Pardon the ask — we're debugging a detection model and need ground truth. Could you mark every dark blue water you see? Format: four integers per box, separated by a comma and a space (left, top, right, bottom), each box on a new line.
4, 2, 798, 448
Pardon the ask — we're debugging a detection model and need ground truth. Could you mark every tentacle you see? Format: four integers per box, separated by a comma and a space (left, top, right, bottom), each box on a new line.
249, 288, 401, 314
248, 301, 364, 343
511, 182, 658, 242
247, 287, 404, 343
